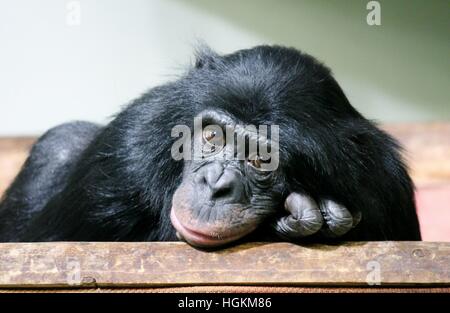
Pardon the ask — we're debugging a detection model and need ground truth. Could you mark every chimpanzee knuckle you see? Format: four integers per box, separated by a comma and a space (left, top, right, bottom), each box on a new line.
284, 192, 319, 217
273, 208, 323, 238
273, 218, 301, 238
300, 208, 324, 232
273, 216, 296, 235
272, 191, 324, 238
320, 200, 354, 236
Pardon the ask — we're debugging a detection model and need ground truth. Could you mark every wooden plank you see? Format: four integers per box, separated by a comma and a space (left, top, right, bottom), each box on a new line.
1, 286, 450, 293
0, 242, 448, 288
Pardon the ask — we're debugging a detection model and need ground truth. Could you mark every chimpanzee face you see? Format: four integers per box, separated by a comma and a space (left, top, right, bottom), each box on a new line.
169, 46, 365, 248
170, 110, 285, 248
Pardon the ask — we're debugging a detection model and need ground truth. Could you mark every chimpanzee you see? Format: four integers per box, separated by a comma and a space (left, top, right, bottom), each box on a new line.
0, 45, 421, 247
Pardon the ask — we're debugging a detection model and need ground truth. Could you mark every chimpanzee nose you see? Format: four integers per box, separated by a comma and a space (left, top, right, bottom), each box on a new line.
203, 162, 223, 188
199, 163, 244, 201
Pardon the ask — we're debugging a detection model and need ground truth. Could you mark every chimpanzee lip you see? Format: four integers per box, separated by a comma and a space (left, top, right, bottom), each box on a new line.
170, 209, 255, 247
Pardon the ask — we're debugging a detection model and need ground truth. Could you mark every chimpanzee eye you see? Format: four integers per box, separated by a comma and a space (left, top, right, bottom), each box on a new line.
203, 129, 216, 142
202, 128, 223, 146
202, 127, 225, 156
248, 155, 271, 170
249, 157, 261, 169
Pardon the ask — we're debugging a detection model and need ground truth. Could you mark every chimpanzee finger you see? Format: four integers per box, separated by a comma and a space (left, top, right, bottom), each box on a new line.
319, 199, 358, 238
272, 192, 323, 239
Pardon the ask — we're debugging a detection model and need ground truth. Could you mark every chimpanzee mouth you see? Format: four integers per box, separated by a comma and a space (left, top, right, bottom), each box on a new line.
170, 209, 256, 248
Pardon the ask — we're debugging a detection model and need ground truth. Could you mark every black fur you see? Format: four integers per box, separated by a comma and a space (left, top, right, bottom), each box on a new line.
0, 45, 421, 242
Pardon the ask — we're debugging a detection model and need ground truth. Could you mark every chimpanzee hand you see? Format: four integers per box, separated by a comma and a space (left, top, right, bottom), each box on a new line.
271, 192, 361, 240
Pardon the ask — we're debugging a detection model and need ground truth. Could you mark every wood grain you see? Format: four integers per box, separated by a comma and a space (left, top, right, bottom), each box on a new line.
0, 242, 448, 288
1, 286, 449, 293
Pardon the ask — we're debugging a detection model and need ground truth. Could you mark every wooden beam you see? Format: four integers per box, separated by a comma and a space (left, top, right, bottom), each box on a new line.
0, 242, 448, 289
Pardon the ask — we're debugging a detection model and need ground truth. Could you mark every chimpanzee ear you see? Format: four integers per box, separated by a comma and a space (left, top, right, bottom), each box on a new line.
194, 44, 220, 69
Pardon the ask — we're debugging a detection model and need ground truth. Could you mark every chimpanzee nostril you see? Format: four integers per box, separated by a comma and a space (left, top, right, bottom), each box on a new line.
212, 185, 232, 199
196, 162, 244, 202
211, 175, 233, 199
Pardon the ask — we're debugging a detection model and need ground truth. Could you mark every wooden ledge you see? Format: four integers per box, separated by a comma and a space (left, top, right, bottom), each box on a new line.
0, 242, 449, 289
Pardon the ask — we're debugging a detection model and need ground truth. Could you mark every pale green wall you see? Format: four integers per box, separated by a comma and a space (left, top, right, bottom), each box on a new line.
178, 0, 450, 122
0, 0, 448, 135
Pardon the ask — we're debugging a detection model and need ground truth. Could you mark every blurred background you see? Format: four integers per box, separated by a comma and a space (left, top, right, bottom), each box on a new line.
0, 0, 448, 135
0, 0, 449, 241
